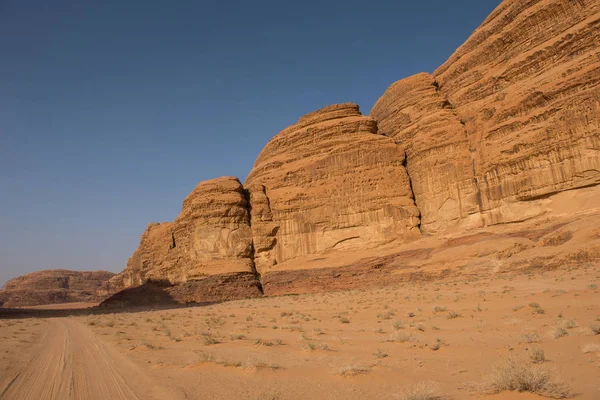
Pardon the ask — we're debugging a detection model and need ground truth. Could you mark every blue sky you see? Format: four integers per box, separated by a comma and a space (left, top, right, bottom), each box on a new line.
0, 0, 501, 285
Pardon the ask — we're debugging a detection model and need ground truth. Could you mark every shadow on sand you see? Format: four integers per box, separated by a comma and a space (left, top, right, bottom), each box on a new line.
0, 283, 219, 320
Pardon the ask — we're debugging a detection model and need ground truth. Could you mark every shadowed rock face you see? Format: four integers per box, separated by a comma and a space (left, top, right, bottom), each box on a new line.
372, 0, 600, 232
0, 270, 115, 307
245, 103, 421, 274
99, 177, 261, 299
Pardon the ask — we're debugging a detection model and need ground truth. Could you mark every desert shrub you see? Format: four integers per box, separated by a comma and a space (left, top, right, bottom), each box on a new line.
482, 358, 573, 398
520, 333, 541, 343
337, 364, 371, 376
447, 311, 461, 319
399, 381, 446, 400
387, 332, 417, 343
552, 327, 568, 339
530, 346, 545, 364
392, 320, 405, 330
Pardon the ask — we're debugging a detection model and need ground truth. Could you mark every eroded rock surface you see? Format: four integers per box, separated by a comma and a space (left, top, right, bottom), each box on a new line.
99, 0, 600, 304
372, 0, 600, 232
0, 270, 114, 307
371, 73, 481, 233
100, 177, 261, 301
245, 103, 420, 274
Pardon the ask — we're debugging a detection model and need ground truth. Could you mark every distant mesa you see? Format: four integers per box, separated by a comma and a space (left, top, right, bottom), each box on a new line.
0, 269, 115, 308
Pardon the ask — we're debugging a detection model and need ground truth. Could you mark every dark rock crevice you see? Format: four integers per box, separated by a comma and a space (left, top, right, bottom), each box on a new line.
402, 151, 422, 233
241, 186, 264, 295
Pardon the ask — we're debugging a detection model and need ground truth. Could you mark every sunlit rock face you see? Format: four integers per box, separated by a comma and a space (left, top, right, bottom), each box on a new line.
372, 0, 600, 231
245, 103, 420, 274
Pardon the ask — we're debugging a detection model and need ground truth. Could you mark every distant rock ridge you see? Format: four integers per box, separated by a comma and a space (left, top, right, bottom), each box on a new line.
99, 0, 600, 304
0, 270, 115, 307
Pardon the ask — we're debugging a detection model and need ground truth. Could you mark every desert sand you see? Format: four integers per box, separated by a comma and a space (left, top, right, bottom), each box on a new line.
1, 264, 599, 399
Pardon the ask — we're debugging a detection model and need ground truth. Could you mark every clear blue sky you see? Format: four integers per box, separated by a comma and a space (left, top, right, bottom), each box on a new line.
0, 0, 501, 286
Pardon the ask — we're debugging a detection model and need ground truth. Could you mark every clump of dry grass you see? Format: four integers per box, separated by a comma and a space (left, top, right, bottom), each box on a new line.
590, 323, 600, 335
373, 349, 388, 359
561, 319, 577, 329
201, 332, 220, 345
336, 364, 371, 376
432, 306, 447, 313
552, 327, 569, 339
387, 332, 417, 343
399, 381, 445, 400
481, 358, 573, 398
520, 332, 541, 343
530, 346, 545, 364
392, 320, 405, 330
447, 311, 461, 319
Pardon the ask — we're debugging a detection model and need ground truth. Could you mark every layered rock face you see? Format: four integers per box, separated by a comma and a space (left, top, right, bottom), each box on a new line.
245, 103, 420, 274
371, 73, 481, 233
372, 0, 600, 231
99, 0, 600, 304
100, 177, 262, 302
0, 270, 114, 307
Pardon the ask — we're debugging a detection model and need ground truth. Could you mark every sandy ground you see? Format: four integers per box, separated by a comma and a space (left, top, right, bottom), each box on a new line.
1, 265, 599, 399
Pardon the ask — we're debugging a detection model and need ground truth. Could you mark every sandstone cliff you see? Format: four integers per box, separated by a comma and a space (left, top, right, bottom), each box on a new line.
100, 176, 262, 303
0, 270, 114, 307
245, 103, 420, 274
100, 0, 600, 304
372, 0, 600, 232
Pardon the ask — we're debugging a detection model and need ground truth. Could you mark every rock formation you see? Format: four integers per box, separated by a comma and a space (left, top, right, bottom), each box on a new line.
245, 103, 420, 274
100, 176, 262, 302
0, 270, 114, 307
372, 0, 600, 232
96, 0, 600, 304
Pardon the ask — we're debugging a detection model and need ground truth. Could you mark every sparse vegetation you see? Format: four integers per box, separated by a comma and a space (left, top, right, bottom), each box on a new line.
482, 358, 573, 398
530, 346, 545, 364
399, 381, 445, 400
392, 320, 404, 330
520, 333, 541, 343
337, 364, 371, 376
373, 349, 388, 358
387, 332, 417, 343
552, 327, 568, 339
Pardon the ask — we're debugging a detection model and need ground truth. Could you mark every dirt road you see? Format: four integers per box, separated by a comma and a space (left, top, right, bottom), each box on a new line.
0, 318, 175, 400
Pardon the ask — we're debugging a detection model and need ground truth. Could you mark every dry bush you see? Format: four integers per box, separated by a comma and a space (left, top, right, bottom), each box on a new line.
482, 358, 573, 398
561, 319, 577, 329
399, 381, 445, 400
520, 332, 541, 343
336, 364, 371, 376
552, 327, 569, 339
530, 346, 546, 364
202, 333, 220, 345
373, 349, 388, 358
432, 306, 447, 313
590, 323, 600, 335
387, 332, 417, 343
393, 320, 405, 330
